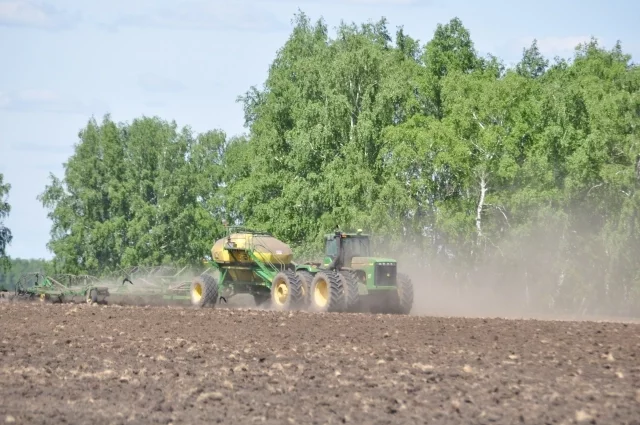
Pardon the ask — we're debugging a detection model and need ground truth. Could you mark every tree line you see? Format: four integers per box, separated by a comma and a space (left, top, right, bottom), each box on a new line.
0, 258, 51, 291
5, 13, 640, 315
0, 173, 11, 273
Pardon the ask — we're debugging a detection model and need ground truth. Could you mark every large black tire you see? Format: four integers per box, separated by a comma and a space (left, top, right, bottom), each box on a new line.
270, 270, 305, 311
309, 271, 345, 313
339, 270, 360, 312
191, 274, 219, 308
395, 272, 414, 314
86, 288, 98, 304
296, 270, 314, 308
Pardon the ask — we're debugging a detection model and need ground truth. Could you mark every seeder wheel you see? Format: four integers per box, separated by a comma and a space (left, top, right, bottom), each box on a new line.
190, 274, 218, 308
270, 270, 304, 311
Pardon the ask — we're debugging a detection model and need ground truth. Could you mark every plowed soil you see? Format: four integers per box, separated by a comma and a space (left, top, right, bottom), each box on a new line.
1, 302, 640, 425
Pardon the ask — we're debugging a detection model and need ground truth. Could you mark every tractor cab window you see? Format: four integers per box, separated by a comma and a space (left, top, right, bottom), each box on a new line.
325, 238, 338, 258
342, 237, 370, 260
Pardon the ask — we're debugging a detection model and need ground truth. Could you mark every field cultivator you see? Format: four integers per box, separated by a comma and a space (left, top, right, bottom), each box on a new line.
101, 265, 211, 305
12, 272, 109, 304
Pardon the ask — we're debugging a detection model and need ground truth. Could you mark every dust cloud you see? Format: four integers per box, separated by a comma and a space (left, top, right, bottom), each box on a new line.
373, 222, 640, 323
91, 265, 209, 307
9, 222, 639, 323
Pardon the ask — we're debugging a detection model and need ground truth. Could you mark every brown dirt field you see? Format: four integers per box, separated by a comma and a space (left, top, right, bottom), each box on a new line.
1, 302, 640, 425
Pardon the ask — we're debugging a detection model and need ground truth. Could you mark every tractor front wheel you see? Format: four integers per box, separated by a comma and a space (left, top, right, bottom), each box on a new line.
395, 273, 414, 314
86, 288, 98, 304
270, 270, 304, 311
309, 271, 345, 313
339, 270, 360, 312
191, 274, 219, 308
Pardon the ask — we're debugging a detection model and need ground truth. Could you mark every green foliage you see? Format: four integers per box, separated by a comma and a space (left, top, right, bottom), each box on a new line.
0, 258, 53, 290
0, 173, 11, 272
38, 115, 231, 276
229, 14, 640, 315
38, 13, 640, 315
516, 39, 549, 78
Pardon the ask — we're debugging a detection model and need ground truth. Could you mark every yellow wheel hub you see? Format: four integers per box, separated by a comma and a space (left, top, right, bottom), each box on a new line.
314, 279, 329, 308
192, 283, 203, 302
274, 280, 288, 305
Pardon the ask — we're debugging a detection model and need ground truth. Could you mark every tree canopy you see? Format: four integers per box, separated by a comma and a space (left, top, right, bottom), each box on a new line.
30, 13, 640, 315
0, 258, 51, 291
0, 173, 12, 272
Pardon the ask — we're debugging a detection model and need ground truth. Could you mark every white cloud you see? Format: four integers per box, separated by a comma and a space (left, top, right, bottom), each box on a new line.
18, 89, 58, 102
0, 91, 10, 108
0, 0, 80, 30
106, 1, 286, 33
10, 141, 72, 154
0, 89, 107, 115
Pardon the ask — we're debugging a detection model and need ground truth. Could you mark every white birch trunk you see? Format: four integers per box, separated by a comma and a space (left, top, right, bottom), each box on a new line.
475, 173, 487, 244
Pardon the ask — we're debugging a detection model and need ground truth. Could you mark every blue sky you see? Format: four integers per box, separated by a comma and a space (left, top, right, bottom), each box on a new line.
1, 0, 638, 260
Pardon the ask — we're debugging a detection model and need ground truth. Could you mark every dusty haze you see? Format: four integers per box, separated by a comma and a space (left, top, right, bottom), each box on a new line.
373, 222, 640, 323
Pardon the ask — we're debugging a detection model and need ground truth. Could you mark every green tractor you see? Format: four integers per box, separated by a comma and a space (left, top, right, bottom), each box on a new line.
295, 228, 414, 314
190, 226, 413, 314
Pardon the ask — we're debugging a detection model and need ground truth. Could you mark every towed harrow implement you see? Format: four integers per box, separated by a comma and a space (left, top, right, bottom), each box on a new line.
12, 272, 109, 304
6, 266, 212, 306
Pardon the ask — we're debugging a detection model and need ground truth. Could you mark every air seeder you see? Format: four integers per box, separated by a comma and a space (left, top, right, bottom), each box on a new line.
105, 265, 201, 305
190, 226, 414, 314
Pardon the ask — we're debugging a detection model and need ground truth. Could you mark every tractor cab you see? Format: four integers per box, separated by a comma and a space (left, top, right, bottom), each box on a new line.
323, 229, 371, 269
322, 229, 398, 289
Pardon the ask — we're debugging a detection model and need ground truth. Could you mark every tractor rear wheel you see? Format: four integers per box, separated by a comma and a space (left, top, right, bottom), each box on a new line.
339, 270, 360, 312
395, 273, 414, 314
296, 270, 314, 308
270, 270, 304, 311
309, 271, 345, 313
191, 274, 218, 308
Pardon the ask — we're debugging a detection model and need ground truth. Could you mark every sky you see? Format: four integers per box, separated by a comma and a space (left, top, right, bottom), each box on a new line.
1, 0, 639, 260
